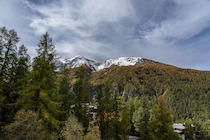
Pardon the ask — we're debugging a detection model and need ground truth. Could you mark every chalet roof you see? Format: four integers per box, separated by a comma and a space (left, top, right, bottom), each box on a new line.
173, 123, 185, 130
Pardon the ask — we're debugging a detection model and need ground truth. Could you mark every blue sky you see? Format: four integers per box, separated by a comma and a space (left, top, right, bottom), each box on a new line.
1, 0, 210, 70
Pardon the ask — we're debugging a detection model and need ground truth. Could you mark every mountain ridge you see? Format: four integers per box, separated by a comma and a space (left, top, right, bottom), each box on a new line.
56, 55, 168, 71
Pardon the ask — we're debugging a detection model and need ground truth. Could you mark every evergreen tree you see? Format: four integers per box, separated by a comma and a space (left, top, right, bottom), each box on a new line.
97, 80, 113, 139
0, 27, 19, 125
96, 79, 122, 140
132, 106, 154, 140
151, 95, 180, 140
194, 119, 210, 140
132, 96, 155, 140
60, 115, 84, 140
112, 87, 122, 140
74, 66, 92, 130
84, 122, 101, 140
185, 118, 195, 140
119, 97, 132, 140
11, 45, 31, 113
15, 45, 30, 88
0, 27, 19, 82
18, 32, 61, 137
58, 65, 73, 122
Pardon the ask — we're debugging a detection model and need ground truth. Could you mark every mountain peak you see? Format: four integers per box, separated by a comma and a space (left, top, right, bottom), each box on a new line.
57, 56, 145, 71
64, 56, 99, 71
69, 55, 84, 60
97, 57, 143, 70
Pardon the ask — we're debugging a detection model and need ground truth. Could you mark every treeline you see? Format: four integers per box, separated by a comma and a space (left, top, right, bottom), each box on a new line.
0, 27, 209, 139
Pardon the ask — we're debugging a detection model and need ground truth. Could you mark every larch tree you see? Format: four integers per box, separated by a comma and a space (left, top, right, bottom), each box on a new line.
60, 115, 84, 140
151, 95, 180, 140
185, 118, 195, 140
84, 122, 101, 140
74, 66, 92, 130
58, 65, 73, 122
96, 80, 114, 139
96, 78, 122, 140
18, 32, 61, 137
119, 97, 132, 140
112, 87, 122, 140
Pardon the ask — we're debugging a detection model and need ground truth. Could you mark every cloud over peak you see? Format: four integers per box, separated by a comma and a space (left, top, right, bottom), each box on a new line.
1, 0, 210, 70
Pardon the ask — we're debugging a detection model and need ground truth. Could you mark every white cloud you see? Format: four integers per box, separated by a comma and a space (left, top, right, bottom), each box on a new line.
26, 0, 136, 36
142, 0, 210, 45
2, 0, 210, 70
55, 39, 111, 60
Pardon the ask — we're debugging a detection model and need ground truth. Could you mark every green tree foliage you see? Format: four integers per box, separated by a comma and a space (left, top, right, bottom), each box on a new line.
0, 26, 19, 125
194, 119, 210, 140
11, 45, 31, 115
18, 32, 61, 136
84, 122, 101, 140
3, 110, 45, 140
112, 87, 122, 140
151, 95, 180, 140
0, 27, 19, 82
185, 118, 195, 140
15, 45, 30, 89
132, 105, 154, 140
74, 66, 92, 129
60, 115, 84, 140
96, 79, 122, 140
119, 97, 132, 139
58, 65, 73, 122
96, 81, 111, 139
201, 120, 210, 139
91, 62, 210, 129
123, 98, 136, 135
0, 94, 5, 126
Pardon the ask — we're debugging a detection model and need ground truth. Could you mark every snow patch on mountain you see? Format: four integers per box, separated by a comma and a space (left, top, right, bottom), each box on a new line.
98, 57, 142, 70
64, 55, 99, 71
57, 56, 143, 71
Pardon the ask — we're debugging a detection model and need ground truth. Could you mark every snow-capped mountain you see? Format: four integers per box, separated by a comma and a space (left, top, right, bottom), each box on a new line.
97, 57, 143, 70
57, 56, 144, 71
64, 55, 100, 71
55, 60, 64, 69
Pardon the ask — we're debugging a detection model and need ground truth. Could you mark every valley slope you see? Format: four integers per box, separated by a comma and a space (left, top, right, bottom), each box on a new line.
63, 56, 210, 123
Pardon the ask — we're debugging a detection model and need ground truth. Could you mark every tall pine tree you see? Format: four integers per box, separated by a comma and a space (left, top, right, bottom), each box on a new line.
11, 45, 31, 112
0, 27, 19, 125
16, 45, 30, 87
96, 79, 113, 139
18, 32, 61, 137
151, 95, 180, 140
132, 102, 154, 140
97, 78, 122, 140
58, 65, 73, 122
73, 66, 92, 130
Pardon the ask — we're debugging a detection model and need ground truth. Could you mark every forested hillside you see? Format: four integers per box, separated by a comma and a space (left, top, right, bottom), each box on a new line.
66, 60, 210, 138
90, 63, 210, 122
63, 58, 210, 138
